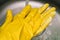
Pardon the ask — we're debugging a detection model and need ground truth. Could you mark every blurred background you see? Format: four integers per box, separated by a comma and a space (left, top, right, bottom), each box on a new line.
0, 0, 60, 13
0, 0, 60, 40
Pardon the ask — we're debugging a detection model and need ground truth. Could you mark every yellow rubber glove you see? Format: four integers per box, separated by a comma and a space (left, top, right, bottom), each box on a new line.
0, 10, 13, 40
0, 5, 31, 40
0, 3, 56, 40
19, 4, 56, 40
12, 3, 56, 40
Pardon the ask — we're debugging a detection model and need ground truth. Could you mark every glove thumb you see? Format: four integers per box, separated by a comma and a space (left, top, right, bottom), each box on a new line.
1, 9, 13, 30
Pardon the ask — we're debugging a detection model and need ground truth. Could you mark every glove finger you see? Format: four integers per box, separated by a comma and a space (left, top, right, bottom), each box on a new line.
34, 17, 52, 36
34, 11, 56, 36
41, 11, 55, 25
38, 3, 49, 14
6, 9, 13, 22
1, 9, 13, 30
41, 7, 56, 18
29, 3, 49, 26
32, 7, 56, 34
33, 3, 49, 21
25, 8, 38, 22
14, 5, 31, 19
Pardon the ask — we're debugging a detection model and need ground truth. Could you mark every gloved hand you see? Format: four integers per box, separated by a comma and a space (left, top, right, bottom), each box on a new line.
0, 3, 56, 40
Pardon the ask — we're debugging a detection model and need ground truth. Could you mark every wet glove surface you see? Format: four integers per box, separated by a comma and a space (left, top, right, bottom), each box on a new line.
0, 3, 56, 40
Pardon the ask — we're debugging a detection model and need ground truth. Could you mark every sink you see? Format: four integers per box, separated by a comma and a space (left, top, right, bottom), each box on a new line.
0, 1, 60, 40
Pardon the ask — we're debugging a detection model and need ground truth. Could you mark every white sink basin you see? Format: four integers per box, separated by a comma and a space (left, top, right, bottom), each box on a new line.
0, 1, 60, 40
